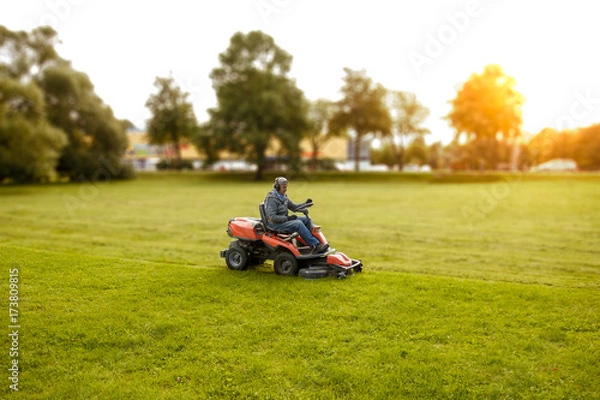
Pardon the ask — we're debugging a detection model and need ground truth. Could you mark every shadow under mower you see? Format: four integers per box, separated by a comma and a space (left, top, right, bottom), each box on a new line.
220, 202, 362, 279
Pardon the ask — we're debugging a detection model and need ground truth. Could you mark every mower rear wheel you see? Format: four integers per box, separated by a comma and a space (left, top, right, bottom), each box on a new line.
273, 252, 299, 276
226, 244, 248, 271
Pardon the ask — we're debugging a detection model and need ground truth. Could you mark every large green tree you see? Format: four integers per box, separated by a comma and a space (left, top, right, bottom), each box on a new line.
0, 76, 67, 182
330, 68, 391, 172
40, 65, 129, 180
0, 25, 59, 79
0, 25, 131, 181
207, 30, 308, 180
446, 64, 524, 169
1, 25, 66, 182
145, 76, 198, 168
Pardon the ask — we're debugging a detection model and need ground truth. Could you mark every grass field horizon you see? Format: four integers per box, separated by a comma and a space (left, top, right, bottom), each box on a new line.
1, 172, 598, 398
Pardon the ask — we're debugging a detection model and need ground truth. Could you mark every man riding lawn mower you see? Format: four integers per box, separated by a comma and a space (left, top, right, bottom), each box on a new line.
220, 177, 362, 279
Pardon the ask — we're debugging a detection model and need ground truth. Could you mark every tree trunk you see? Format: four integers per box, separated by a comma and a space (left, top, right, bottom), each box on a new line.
255, 144, 266, 181
488, 137, 498, 170
354, 135, 361, 172
311, 138, 319, 171
510, 137, 520, 171
255, 164, 264, 181
174, 143, 182, 169
172, 131, 182, 169
396, 133, 405, 170
395, 143, 405, 170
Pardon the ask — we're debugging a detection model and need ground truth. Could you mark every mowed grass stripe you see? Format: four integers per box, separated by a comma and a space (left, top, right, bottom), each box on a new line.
1, 173, 599, 397
2, 243, 599, 399
1, 174, 599, 287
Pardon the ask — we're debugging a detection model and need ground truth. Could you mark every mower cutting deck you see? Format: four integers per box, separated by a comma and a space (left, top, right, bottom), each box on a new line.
219, 203, 362, 279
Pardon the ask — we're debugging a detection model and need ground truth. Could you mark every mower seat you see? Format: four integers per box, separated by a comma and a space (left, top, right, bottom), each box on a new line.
259, 203, 288, 234
259, 203, 302, 244
259, 203, 278, 232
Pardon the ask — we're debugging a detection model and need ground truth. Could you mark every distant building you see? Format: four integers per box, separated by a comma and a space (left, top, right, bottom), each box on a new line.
124, 130, 164, 171
124, 130, 350, 171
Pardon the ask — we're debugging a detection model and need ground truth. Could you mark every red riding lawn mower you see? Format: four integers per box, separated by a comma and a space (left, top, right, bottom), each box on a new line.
220, 202, 362, 279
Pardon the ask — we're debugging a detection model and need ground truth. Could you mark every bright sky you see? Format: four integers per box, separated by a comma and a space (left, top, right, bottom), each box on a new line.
2, 0, 600, 144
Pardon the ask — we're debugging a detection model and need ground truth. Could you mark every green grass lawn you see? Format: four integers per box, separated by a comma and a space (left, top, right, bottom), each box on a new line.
1, 172, 599, 399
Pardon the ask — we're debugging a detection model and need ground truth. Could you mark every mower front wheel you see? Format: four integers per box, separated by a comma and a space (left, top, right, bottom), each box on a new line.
226, 244, 249, 271
273, 252, 299, 276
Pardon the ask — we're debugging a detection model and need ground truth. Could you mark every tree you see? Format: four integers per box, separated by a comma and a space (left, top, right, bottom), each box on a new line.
330, 68, 391, 172
0, 25, 60, 80
306, 98, 339, 170
145, 75, 198, 168
446, 64, 524, 169
193, 123, 220, 169
121, 119, 136, 131
528, 128, 558, 165
0, 25, 132, 182
370, 142, 397, 168
427, 141, 446, 170
527, 124, 600, 171
207, 30, 308, 180
1, 25, 66, 182
0, 76, 67, 182
404, 136, 428, 166
575, 124, 600, 170
40, 65, 130, 180
388, 91, 430, 169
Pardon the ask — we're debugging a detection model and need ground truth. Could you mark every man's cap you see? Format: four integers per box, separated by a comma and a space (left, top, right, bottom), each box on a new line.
274, 176, 288, 188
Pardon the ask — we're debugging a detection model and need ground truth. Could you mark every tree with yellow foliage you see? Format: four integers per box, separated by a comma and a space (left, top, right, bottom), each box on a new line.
446, 65, 524, 169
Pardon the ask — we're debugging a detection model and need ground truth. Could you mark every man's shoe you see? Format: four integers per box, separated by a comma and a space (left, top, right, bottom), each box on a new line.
315, 243, 329, 253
